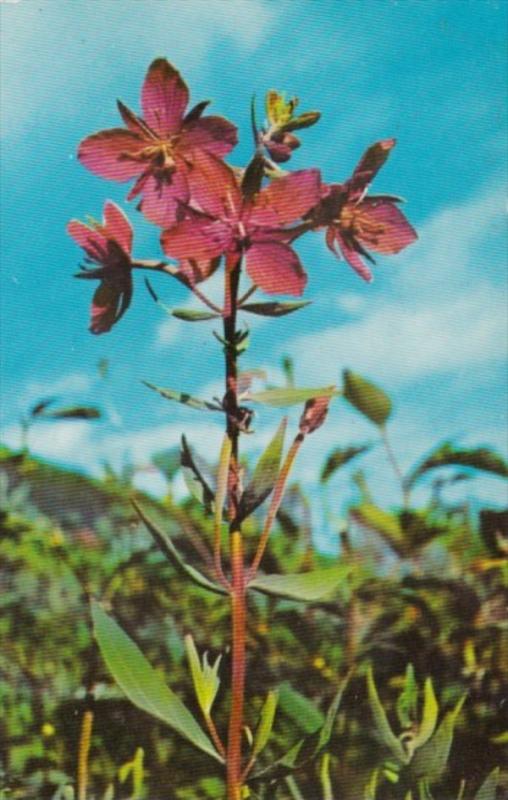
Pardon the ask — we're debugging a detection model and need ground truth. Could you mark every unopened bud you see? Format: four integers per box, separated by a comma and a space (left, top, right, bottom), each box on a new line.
299, 395, 331, 435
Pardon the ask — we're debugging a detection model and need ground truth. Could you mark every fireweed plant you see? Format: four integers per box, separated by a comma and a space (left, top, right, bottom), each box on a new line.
68, 59, 417, 799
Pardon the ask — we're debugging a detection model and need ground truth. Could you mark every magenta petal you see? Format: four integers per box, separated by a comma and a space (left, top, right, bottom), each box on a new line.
348, 139, 396, 198
161, 217, 232, 261
78, 129, 146, 182
67, 220, 108, 261
181, 116, 238, 157
336, 233, 373, 282
186, 150, 241, 219
138, 169, 190, 227
356, 200, 418, 254
249, 169, 321, 228
246, 241, 307, 296
141, 58, 189, 137
103, 202, 133, 254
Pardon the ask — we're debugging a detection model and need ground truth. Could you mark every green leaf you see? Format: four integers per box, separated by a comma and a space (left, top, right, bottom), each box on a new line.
343, 370, 392, 427
279, 682, 325, 734
171, 308, 219, 321
180, 436, 215, 512
151, 447, 181, 480
131, 499, 226, 596
396, 664, 418, 729
91, 601, 222, 762
320, 445, 371, 483
237, 418, 287, 521
413, 678, 439, 750
249, 385, 339, 408
142, 380, 221, 412
279, 111, 321, 132
474, 768, 500, 800
44, 406, 101, 420
240, 301, 311, 317
366, 666, 407, 763
406, 442, 508, 489
249, 565, 349, 602
349, 503, 406, 556
410, 694, 467, 783
252, 690, 279, 758
185, 635, 222, 717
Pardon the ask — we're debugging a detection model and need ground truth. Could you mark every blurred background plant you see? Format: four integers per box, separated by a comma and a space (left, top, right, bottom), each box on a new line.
1, 368, 506, 799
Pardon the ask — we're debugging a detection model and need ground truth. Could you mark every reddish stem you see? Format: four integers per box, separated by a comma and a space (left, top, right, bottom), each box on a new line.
227, 530, 247, 799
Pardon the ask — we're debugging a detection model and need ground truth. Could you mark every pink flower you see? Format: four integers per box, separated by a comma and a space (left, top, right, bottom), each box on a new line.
67, 202, 134, 334
78, 59, 237, 227
312, 139, 417, 282
160, 151, 321, 296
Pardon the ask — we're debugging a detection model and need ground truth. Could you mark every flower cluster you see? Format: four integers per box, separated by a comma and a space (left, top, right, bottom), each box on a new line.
68, 58, 417, 333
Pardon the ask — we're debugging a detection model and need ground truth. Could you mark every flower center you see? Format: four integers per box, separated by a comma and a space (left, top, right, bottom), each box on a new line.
338, 204, 385, 243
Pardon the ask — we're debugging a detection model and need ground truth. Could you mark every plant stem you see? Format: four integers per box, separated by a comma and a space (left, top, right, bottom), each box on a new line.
380, 425, 410, 507
77, 707, 93, 800
222, 257, 247, 799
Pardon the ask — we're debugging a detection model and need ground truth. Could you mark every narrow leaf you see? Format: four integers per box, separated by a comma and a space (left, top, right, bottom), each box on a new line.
253, 690, 279, 758
249, 385, 338, 408
185, 635, 221, 717
241, 301, 311, 317
410, 694, 467, 783
320, 444, 371, 483
249, 565, 349, 602
396, 664, 418, 729
406, 442, 508, 489
131, 500, 226, 596
474, 768, 500, 800
343, 370, 392, 427
171, 308, 219, 321
279, 682, 324, 734
350, 503, 406, 556
91, 601, 222, 762
180, 435, 215, 512
279, 111, 321, 132
30, 397, 57, 417
45, 406, 101, 420
142, 380, 221, 412
367, 666, 407, 763
237, 418, 287, 521
413, 678, 439, 750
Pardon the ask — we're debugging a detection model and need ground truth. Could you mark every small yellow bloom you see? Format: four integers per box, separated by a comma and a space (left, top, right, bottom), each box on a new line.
312, 656, 326, 670
41, 723, 55, 737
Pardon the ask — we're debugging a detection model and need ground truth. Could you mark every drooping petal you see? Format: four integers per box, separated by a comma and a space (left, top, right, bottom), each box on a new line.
245, 241, 307, 296
137, 168, 190, 227
78, 129, 147, 182
186, 150, 241, 219
89, 283, 121, 334
249, 169, 321, 228
103, 202, 133, 254
161, 217, 232, 261
67, 220, 108, 262
181, 116, 238, 157
335, 232, 373, 283
141, 58, 189, 137
348, 138, 396, 199
355, 200, 418, 254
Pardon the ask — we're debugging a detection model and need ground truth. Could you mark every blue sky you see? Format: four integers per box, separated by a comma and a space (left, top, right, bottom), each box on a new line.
1, 0, 507, 544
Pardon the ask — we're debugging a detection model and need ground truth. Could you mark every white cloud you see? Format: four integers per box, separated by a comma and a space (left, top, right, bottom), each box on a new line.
17, 372, 94, 411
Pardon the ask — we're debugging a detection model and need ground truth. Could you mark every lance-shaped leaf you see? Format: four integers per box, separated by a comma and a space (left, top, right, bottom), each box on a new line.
396, 664, 418, 729
410, 693, 467, 783
279, 111, 321, 132
343, 370, 392, 427
320, 444, 371, 483
367, 666, 407, 763
349, 503, 406, 557
180, 435, 215, 512
237, 419, 287, 522
142, 381, 221, 412
252, 672, 350, 782
249, 385, 339, 408
91, 601, 222, 762
171, 308, 219, 322
279, 683, 325, 734
43, 405, 101, 420
185, 634, 222, 717
474, 768, 500, 800
412, 678, 439, 750
131, 499, 226, 596
406, 442, 508, 489
30, 397, 57, 417
252, 690, 279, 758
249, 565, 349, 602
240, 301, 311, 317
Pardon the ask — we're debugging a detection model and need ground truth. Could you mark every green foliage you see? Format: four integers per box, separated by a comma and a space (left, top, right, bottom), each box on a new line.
238, 419, 287, 522
406, 443, 508, 489
142, 380, 221, 412
249, 385, 339, 407
342, 369, 392, 427
249, 564, 350, 602
240, 301, 311, 317
320, 444, 371, 483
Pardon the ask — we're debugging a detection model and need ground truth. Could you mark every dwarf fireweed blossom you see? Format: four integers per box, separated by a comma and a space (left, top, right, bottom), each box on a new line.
68, 201, 134, 334
161, 150, 321, 297
68, 61, 419, 800
78, 58, 237, 227
310, 139, 417, 282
